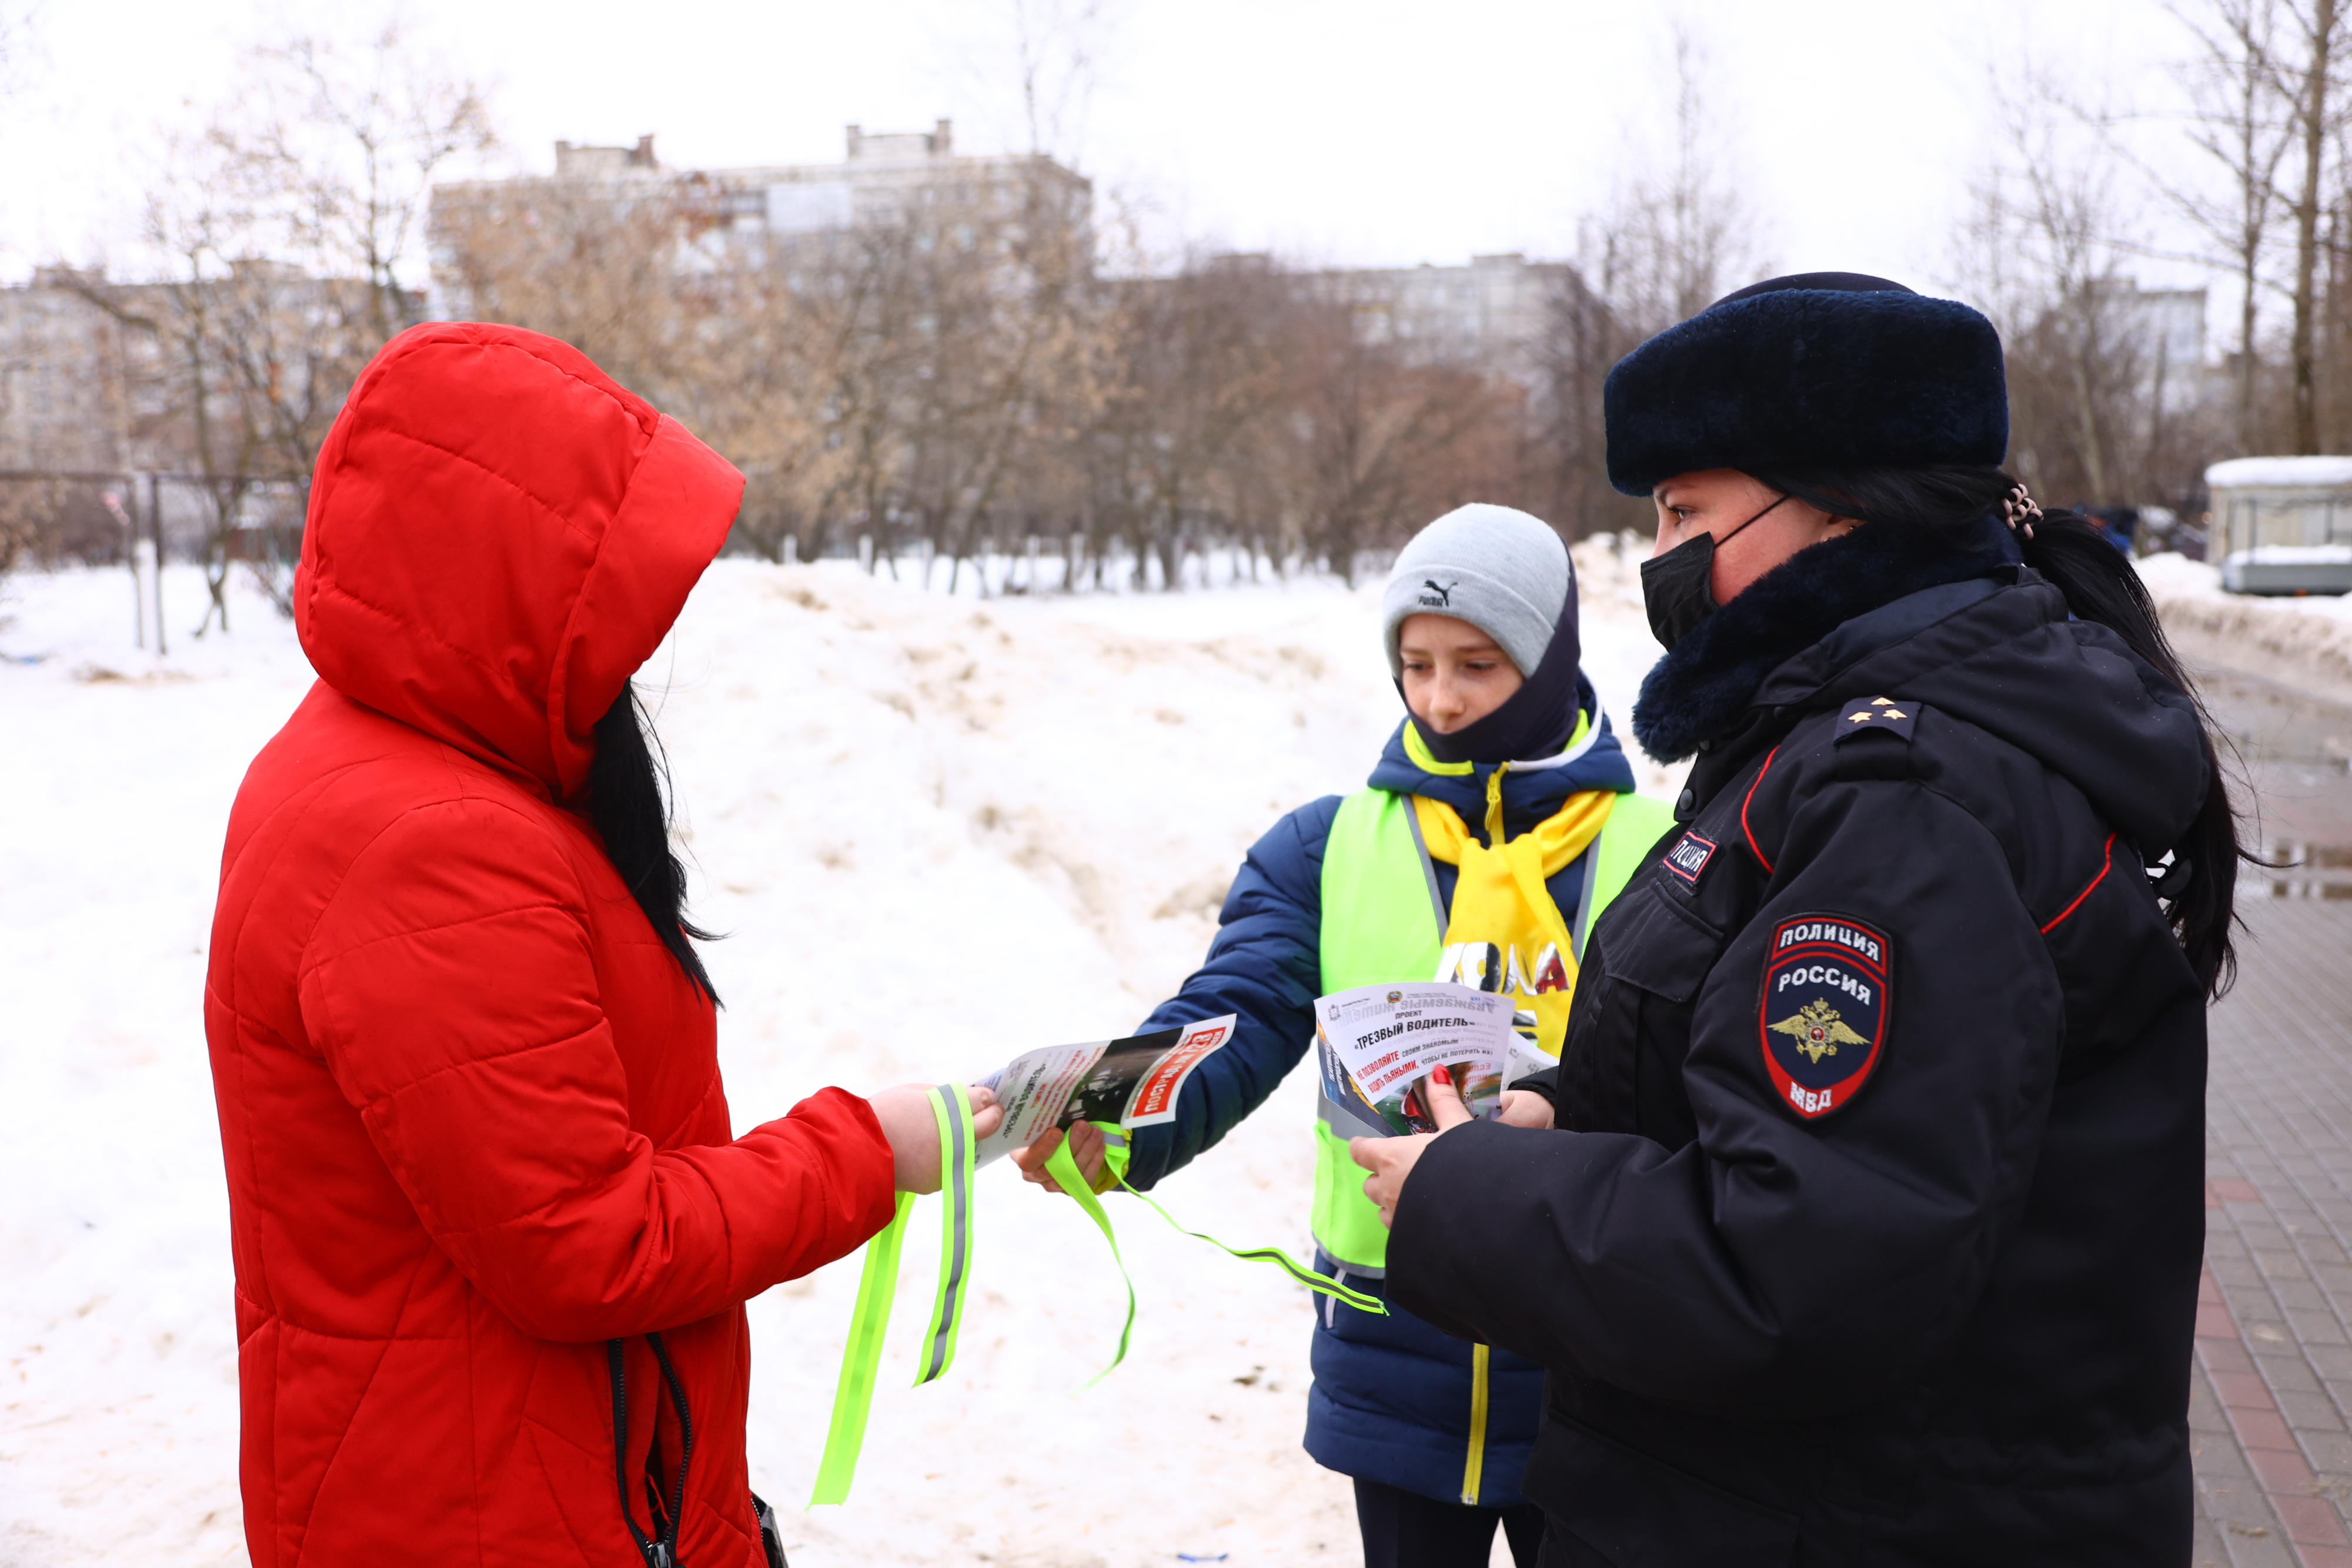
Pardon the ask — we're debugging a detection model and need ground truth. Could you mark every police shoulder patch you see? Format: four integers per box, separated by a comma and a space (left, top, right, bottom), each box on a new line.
1758, 913, 1891, 1120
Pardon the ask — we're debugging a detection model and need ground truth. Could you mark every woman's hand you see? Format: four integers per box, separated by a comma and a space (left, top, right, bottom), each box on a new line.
1351, 1066, 1475, 1228
870, 1084, 1003, 1193
1011, 1121, 1114, 1195
1496, 1088, 1556, 1130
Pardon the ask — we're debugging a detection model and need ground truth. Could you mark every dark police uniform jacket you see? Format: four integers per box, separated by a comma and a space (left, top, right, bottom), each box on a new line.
1388, 567, 2211, 1566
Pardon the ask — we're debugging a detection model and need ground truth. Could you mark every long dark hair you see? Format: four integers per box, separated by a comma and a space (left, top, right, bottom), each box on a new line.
589, 679, 721, 1005
1747, 464, 2247, 999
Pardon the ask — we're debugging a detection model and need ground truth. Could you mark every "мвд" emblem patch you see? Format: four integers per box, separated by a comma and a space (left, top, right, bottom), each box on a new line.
1757, 913, 1892, 1119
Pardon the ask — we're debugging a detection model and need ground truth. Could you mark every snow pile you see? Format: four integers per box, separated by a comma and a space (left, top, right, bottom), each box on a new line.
0, 556, 1673, 1568
2139, 552, 2352, 704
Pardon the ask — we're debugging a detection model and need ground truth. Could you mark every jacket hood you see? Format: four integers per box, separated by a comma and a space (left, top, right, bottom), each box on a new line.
1751, 573, 2210, 855
1368, 674, 1638, 846
295, 323, 743, 801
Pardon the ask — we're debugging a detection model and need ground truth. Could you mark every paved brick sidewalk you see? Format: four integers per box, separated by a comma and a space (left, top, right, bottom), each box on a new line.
2194, 895, 2352, 1567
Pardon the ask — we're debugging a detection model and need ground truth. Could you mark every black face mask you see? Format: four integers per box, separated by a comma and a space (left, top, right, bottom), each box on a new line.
1639, 493, 1792, 649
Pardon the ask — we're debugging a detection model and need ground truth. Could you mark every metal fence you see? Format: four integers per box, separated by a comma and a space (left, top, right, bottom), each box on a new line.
1, 469, 306, 653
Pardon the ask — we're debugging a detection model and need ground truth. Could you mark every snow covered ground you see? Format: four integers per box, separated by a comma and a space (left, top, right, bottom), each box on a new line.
0, 544, 1673, 1568
2141, 551, 2352, 706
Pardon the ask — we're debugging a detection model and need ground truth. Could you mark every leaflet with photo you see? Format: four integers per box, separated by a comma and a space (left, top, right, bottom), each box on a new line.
1315, 1027, 1397, 1138
1315, 982, 1516, 1135
973, 1015, 1237, 1166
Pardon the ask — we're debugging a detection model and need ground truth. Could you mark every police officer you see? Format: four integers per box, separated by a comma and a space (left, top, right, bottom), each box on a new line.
1354, 273, 2244, 1564
1018, 503, 1673, 1568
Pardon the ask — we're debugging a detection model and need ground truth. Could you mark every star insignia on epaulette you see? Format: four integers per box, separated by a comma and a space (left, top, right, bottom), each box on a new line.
1835, 697, 1918, 743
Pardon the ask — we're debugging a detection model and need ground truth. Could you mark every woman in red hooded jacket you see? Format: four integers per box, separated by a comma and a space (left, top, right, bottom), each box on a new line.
203, 323, 997, 1567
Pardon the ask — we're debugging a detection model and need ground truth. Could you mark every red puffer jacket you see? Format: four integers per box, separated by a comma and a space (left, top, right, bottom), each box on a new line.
203, 322, 896, 1567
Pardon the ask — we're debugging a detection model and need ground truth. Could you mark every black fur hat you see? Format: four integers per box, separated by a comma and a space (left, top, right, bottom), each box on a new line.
1603, 272, 2009, 497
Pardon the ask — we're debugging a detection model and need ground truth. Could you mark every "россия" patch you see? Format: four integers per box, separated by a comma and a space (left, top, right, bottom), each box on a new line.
1757, 912, 1891, 1119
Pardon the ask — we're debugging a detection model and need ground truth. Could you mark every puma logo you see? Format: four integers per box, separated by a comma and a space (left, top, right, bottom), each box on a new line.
1419, 579, 1457, 608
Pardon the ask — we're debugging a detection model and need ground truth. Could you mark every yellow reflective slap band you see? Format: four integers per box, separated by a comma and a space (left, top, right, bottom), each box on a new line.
914, 1084, 977, 1386
809, 1086, 976, 1506
1115, 1176, 1385, 1316
1046, 1125, 1389, 1389
815, 1100, 1388, 1497
1045, 1133, 1138, 1386
807, 1189, 912, 1506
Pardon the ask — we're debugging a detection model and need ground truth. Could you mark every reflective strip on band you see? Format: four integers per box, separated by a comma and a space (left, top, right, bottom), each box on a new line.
915, 1085, 976, 1385
810, 1085, 977, 1504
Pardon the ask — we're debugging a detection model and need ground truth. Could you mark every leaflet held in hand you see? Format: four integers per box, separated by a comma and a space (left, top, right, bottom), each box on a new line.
973, 1015, 1237, 1165
1315, 982, 1518, 1135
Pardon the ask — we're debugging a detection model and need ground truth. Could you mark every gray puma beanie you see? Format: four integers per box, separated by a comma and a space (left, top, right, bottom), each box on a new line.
1380, 504, 1572, 677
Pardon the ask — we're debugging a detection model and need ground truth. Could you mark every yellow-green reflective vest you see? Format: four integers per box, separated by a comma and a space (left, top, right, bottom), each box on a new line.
1310, 788, 1676, 1272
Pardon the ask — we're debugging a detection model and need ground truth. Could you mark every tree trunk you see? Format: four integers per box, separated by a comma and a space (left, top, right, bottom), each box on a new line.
2294, 0, 2338, 452
2241, 233, 2263, 453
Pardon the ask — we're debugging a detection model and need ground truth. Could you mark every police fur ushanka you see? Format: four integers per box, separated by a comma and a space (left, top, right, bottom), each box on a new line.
1604, 273, 2010, 497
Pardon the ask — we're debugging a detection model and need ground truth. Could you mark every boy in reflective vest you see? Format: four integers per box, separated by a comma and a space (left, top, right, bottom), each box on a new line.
1018, 504, 1673, 1568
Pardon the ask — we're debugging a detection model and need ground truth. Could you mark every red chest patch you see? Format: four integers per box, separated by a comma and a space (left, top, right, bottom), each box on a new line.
1758, 914, 1891, 1120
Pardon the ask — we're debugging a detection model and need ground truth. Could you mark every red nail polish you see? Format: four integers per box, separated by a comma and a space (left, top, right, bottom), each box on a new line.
1432, 1065, 1451, 1086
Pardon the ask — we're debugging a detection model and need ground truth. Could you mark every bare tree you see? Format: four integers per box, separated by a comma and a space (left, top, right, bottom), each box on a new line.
56, 19, 495, 628
439, 169, 842, 564
1269, 279, 1518, 584
237, 21, 495, 339
2153, 0, 2298, 447
1085, 252, 1290, 587
1957, 68, 2191, 508
1009, 0, 1111, 159
2263, 0, 2352, 449
1532, 263, 1640, 539
1583, 24, 1770, 340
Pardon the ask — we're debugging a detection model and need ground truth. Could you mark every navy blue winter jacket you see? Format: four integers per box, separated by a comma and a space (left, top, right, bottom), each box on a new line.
1127, 692, 1637, 1506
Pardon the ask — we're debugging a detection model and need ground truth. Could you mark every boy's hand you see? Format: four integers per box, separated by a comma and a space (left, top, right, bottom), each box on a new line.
1014, 1121, 1114, 1195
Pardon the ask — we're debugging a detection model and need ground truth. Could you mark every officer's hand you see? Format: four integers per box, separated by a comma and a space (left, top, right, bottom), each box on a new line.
1351, 1067, 1475, 1227
870, 1084, 1003, 1193
1013, 1121, 1115, 1195
1496, 1089, 1555, 1130
1421, 1064, 1478, 1131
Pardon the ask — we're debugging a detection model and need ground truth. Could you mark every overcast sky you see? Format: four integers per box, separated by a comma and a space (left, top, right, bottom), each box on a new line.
2, 0, 2210, 305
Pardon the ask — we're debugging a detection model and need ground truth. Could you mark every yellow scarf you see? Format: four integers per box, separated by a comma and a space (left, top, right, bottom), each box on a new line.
1412, 765, 1617, 1057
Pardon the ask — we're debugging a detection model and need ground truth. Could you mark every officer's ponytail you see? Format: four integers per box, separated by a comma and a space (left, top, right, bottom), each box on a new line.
1748, 463, 2248, 998
589, 679, 723, 1006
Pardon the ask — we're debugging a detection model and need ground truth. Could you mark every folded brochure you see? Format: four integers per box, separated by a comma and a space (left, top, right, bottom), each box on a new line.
973, 1015, 1237, 1164
1315, 981, 1551, 1136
